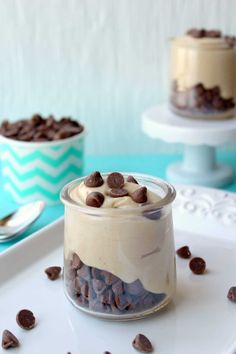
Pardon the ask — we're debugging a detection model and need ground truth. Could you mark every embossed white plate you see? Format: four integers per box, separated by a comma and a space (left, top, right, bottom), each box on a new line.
0, 185, 236, 354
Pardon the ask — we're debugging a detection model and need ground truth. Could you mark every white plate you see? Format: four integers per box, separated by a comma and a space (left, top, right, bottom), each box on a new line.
1, 185, 236, 354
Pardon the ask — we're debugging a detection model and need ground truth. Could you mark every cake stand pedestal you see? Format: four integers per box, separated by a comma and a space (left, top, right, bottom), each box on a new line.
142, 104, 236, 187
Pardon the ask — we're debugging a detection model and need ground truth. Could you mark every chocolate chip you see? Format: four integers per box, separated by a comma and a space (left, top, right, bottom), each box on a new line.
143, 208, 161, 220
86, 192, 104, 208
205, 30, 221, 38
101, 270, 119, 285
227, 287, 236, 302
132, 334, 153, 353
112, 280, 124, 295
109, 188, 129, 198
186, 28, 205, 38
189, 257, 206, 274
71, 253, 83, 270
84, 171, 104, 188
127, 175, 138, 184
45, 266, 62, 280
77, 264, 91, 280
131, 187, 147, 203
115, 293, 131, 311
107, 172, 124, 189
1, 330, 19, 349
225, 35, 236, 47
16, 309, 36, 330
0, 114, 83, 142
176, 246, 191, 259
103, 352, 111, 354
125, 279, 144, 296
92, 279, 106, 295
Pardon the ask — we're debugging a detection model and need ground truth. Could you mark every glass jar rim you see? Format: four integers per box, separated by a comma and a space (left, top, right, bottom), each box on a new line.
60, 172, 176, 215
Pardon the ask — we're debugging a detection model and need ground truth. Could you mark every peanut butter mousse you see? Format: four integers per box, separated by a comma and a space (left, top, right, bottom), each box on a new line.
63, 172, 176, 316
170, 29, 236, 119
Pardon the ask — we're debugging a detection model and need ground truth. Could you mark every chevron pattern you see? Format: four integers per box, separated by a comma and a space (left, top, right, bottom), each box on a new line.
1, 138, 84, 204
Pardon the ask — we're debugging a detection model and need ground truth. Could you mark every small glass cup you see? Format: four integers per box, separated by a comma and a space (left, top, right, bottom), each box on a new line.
170, 35, 236, 120
61, 173, 176, 320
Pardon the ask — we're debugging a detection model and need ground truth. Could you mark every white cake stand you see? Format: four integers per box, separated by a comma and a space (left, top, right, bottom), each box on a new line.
142, 104, 236, 187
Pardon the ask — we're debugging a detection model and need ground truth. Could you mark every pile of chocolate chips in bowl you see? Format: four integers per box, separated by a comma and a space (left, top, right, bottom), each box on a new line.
0, 114, 84, 142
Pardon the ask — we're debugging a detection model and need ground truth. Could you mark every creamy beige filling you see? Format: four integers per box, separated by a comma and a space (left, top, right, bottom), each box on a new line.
65, 179, 176, 295
171, 35, 236, 99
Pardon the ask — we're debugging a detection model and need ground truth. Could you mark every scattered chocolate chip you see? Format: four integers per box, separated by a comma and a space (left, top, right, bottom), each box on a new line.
45, 266, 62, 280
109, 188, 129, 198
227, 287, 236, 302
131, 187, 147, 203
103, 352, 111, 354
132, 333, 153, 353
1, 330, 19, 349
176, 246, 191, 259
84, 171, 104, 188
16, 309, 36, 330
86, 192, 104, 208
107, 172, 124, 189
189, 257, 206, 274
127, 175, 138, 184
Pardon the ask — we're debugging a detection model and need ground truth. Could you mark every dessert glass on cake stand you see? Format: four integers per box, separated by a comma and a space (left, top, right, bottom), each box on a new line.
142, 104, 236, 187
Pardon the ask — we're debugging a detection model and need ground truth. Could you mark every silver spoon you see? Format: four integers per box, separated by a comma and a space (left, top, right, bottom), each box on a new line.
0, 200, 45, 242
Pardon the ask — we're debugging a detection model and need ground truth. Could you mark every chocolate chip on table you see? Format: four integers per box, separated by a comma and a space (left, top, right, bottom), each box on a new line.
84, 171, 104, 188
176, 246, 191, 259
86, 192, 104, 208
189, 257, 206, 274
127, 175, 138, 184
227, 287, 236, 302
107, 172, 124, 189
132, 333, 153, 353
109, 188, 129, 198
16, 309, 36, 330
45, 266, 62, 280
103, 351, 111, 354
1, 330, 19, 349
131, 187, 147, 203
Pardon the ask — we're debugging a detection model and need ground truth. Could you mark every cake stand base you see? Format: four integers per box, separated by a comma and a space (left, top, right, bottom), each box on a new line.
166, 145, 233, 187
142, 105, 236, 188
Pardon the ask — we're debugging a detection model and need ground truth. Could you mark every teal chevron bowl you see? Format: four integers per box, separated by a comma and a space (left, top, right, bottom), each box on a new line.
0, 133, 85, 204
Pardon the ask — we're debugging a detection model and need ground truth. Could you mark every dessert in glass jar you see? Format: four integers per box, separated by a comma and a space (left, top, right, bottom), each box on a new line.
61, 171, 176, 320
170, 29, 236, 120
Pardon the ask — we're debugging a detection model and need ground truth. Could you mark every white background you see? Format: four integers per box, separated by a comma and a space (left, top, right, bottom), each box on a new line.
0, 0, 235, 154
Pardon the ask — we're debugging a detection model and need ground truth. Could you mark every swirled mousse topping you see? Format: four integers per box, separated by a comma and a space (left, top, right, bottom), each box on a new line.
70, 171, 161, 208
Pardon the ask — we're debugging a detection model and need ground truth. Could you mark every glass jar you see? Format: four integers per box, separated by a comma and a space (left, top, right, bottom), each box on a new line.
170, 34, 236, 120
61, 173, 176, 320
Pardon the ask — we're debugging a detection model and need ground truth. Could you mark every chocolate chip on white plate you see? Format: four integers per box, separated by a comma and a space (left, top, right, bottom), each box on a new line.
16, 309, 36, 330
132, 333, 153, 353
1, 329, 19, 349
45, 266, 62, 280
